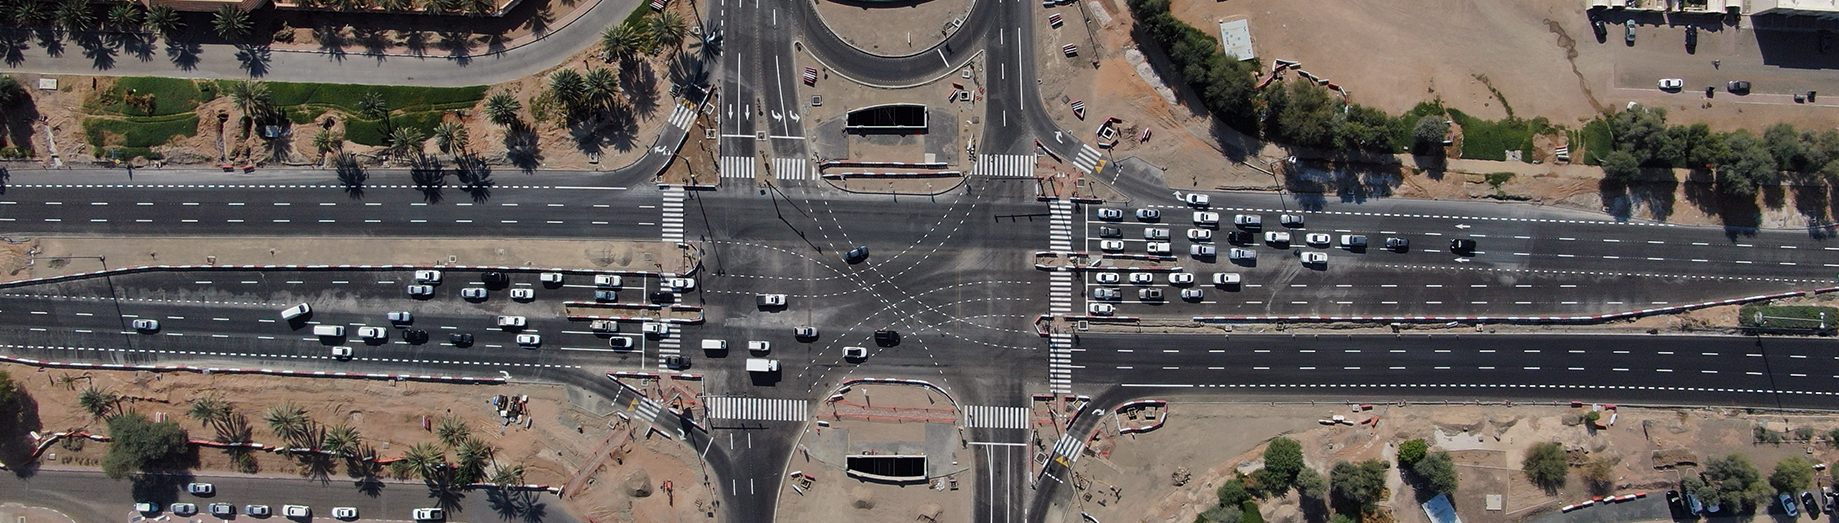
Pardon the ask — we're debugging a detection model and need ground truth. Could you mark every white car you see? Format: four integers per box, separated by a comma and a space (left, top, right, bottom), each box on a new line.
496, 315, 527, 328
1264, 231, 1291, 245
1340, 235, 1368, 248
1184, 193, 1210, 207
515, 334, 542, 347
1127, 272, 1155, 284
406, 284, 435, 297
1279, 214, 1304, 227
1233, 214, 1262, 228
748, 340, 771, 353
1087, 303, 1115, 316
1091, 287, 1121, 300
1192, 211, 1219, 225
1095, 272, 1121, 284
171, 503, 198, 516
1658, 78, 1684, 91
132, 319, 160, 332
1146, 242, 1171, 254
357, 327, 387, 341
539, 272, 564, 284
414, 270, 442, 284
667, 278, 696, 291
594, 274, 623, 288
1169, 273, 1194, 285
609, 336, 635, 349
1187, 228, 1212, 241
642, 322, 670, 336
245, 505, 271, 517
208, 503, 234, 517
1138, 288, 1164, 301
135, 502, 160, 514
795, 326, 818, 338
1180, 288, 1205, 300
1099, 240, 1125, 252
758, 294, 787, 307
1305, 233, 1331, 246
280, 303, 312, 320
460, 287, 488, 299
1212, 272, 1241, 285
1135, 208, 1160, 220
1229, 248, 1257, 261
509, 288, 535, 301
331, 346, 353, 359
388, 311, 413, 324
1191, 244, 1217, 257
1096, 208, 1124, 220
843, 346, 868, 360
1144, 227, 1170, 240
1301, 251, 1328, 265
412, 508, 446, 521
331, 506, 359, 520
283, 505, 311, 518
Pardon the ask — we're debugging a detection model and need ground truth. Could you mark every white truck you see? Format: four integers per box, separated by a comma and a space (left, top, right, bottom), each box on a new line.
745, 358, 780, 373
702, 339, 728, 352
312, 325, 346, 337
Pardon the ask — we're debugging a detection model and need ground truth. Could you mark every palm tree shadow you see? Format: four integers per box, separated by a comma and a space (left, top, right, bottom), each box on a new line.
336, 154, 368, 199
411, 155, 447, 203
0, 29, 30, 66
164, 38, 201, 70
236, 44, 271, 77
503, 125, 542, 173
485, 488, 550, 523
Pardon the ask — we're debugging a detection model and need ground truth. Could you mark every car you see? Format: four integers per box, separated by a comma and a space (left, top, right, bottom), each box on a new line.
412, 507, 447, 521
1229, 248, 1256, 261
843, 346, 869, 361
667, 278, 696, 291
1449, 239, 1478, 253
1146, 242, 1171, 254
1658, 78, 1684, 91
1212, 272, 1242, 286
1191, 244, 1217, 257
496, 315, 527, 328
609, 336, 635, 349
460, 287, 488, 300
594, 274, 623, 289
132, 319, 160, 332
134, 502, 160, 514
1728, 80, 1751, 94
845, 246, 870, 262
1624, 20, 1636, 44
1095, 272, 1121, 284
406, 284, 435, 297
482, 272, 508, 285
1784, 493, 1800, 518
1264, 231, 1291, 245
1180, 288, 1204, 300
1226, 230, 1253, 245
515, 334, 542, 347
404, 329, 429, 344
209, 503, 235, 517
246, 505, 272, 517
1091, 287, 1121, 300
331, 346, 353, 359
449, 333, 474, 347
1128, 272, 1155, 284
1233, 214, 1262, 228
663, 354, 690, 369
1096, 208, 1124, 220
796, 326, 819, 339
283, 505, 311, 518
1097, 226, 1122, 238
1304, 233, 1331, 246
1301, 251, 1328, 265
388, 311, 413, 324
643, 322, 671, 336
171, 503, 198, 516
874, 330, 900, 346
1184, 193, 1210, 207
1684, 492, 1703, 515
1087, 303, 1115, 315
1340, 235, 1368, 249
1804, 492, 1821, 515
649, 291, 676, 304
1138, 288, 1164, 301
1144, 227, 1170, 240
539, 272, 564, 284
1099, 240, 1125, 252
1686, 24, 1698, 47
508, 288, 534, 301
1192, 212, 1219, 225
595, 289, 618, 301
1385, 237, 1409, 251
358, 327, 387, 341
1593, 19, 1607, 39
332, 506, 359, 520
748, 340, 771, 353
1279, 214, 1304, 227
1135, 208, 1160, 220
281, 303, 312, 320
1187, 228, 1212, 241
1169, 273, 1195, 285
414, 270, 442, 284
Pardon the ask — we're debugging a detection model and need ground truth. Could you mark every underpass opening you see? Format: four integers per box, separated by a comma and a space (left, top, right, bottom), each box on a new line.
846, 103, 929, 134
845, 454, 929, 483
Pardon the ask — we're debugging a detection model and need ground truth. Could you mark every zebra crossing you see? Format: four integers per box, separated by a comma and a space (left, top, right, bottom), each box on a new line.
1048, 201, 1074, 251
1048, 333, 1073, 394
706, 397, 809, 422
660, 186, 686, 242
1071, 144, 1104, 174
1049, 433, 1086, 464
630, 394, 665, 425
771, 157, 812, 181
963, 405, 1031, 430
654, 330, 682, 371
973, 154, 1037, 178
1048, 273, 1074, 315
667, 101, 698, 130
720, 156, 756, 179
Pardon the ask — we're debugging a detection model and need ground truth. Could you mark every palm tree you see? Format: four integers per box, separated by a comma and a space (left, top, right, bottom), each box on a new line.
312, 130, 343, 161
432, 121, 468, 155
262, 401, 310, 444
356, 91, 389, 121
483, 92, 521, 128
400, 442, 448, 482
187, 395, 232, 427
379, 0, 411, 12
226, 80, 276, 122
77, 385, 117, 419
54, 0, 93, 32
548, 69, 586, 113
211, 5, 251, 42
451, 437, 493, 484
106, 2, 142, 31
647, 11, 687, 51
583, 67, 619, 112
13, 0, 51, 27
321, 423, 361, 457
599, 22, 646, 62
387, 126, 425, 159
463, 0, 493, 16
143, 5, 180, 36
434, 416, 470, 447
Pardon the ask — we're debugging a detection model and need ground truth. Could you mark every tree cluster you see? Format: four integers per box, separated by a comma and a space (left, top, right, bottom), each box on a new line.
1681, 454, 1771, 512
1522, 441, 1569, 492
101, 411, 191, 479
1397, 439, 1457, 495
1330, 459, 1390, 512
1600, 107, 1839, 195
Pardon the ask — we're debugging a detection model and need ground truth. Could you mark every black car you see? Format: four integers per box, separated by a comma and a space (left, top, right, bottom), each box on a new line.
404, 329, 430, 345
1727, 80, 1751, 94
874, 329, 900, 346
663, 355, 690, 369
845, 246, 870, 263
483, 272, 508, 285
649, 291, 676, 304
1804, 492, 1821, 515
1097, 226, 1122, 238
1226, 230, 1253, 245
1593, 19, 1607, 40
1449, 239, 1477, 254
449, 333, 474, 347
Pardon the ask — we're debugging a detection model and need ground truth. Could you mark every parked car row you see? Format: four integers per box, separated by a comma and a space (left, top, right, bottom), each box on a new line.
137, 485, 444, 520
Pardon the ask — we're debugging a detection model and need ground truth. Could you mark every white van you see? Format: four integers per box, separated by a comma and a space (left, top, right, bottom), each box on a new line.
280, 303, 311, 320
701, 339, 728, 351
745, 358, 780, 373
747, 341, 771, 354
312, 325, 345, 337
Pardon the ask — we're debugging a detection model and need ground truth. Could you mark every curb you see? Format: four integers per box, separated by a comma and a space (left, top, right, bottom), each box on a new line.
1189, 287, 1838, 325
819, 161, 948, 169
820, 171, 963, 179
0, 354, 506, 384
797, 43, 987, 90
0, 264, 691, 290
835, 377, 959, 410
818, 173, 967, 196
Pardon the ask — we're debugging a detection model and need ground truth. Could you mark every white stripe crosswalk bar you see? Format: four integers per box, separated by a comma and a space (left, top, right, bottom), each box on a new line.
1049, 333, 1073, 394
972, 154, 1036, 178
1051, 433, 1085, 462
655, 330, 682, 370
661, 187, 686, 242
720, 156, 756, 179
706, 397, 809, 422
771, 157, 811, 181
668, 101, 697, 129
1072, 145, 1102, 173
963, 405, 1031, 430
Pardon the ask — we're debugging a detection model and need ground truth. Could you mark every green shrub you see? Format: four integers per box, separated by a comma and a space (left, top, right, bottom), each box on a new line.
344, 112, 443, 146
250, 81, 488, 114
1738, 305, 1839, 329
1240, 500, 1264, 523
1449, 109, 1550, 162
1577, 119, 1612, 165
83, 114, 199, 149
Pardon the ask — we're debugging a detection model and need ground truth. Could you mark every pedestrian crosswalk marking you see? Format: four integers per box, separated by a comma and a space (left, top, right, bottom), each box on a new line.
771, 157, 811, 181
661, 186, 686, 243
963, 405, 1031, 430
1048, 333, 1073, 394
655, 329, 682, 371
973, 154, 1036, 178
706, 397, 809, 422
1072, 145, 1103, 174
1050, 433, 1085, 464
668, 101, 697, 130
720, 156, 756, 179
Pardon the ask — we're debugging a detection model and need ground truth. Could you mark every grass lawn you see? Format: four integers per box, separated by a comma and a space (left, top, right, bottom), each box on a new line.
248, 81, 488, 114
1576, 119, 1612, 166
344, 112, 445, 147
82, 114, 200, 160
1738, 305, 1839, 329
1449, 109, 1552, 163
94, 78, 215, 117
